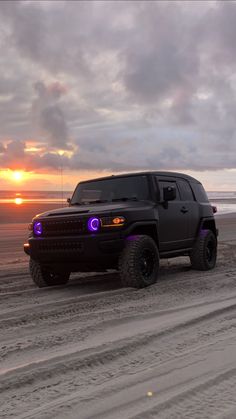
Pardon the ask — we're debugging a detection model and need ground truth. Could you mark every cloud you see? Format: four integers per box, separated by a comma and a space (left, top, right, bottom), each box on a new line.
0, 140, 26, 170
0, 1, 236, 176
123, 3, 198, 104
32, 81, 70, 149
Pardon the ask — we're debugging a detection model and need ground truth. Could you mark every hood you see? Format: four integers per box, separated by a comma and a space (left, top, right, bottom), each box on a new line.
34, 200, 153, 219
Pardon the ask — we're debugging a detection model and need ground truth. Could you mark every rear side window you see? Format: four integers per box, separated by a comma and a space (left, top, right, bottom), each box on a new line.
191, 183, 209, 203
177, 179, 195, 201
157, 179, 180, 201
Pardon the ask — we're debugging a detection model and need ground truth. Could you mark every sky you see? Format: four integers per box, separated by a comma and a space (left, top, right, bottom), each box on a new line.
0, 0, 236, 191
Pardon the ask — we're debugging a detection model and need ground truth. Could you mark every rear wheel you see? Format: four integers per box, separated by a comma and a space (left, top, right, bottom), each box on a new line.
29, 258, 70, 288
190, 229, 217, 270
119, 235, 159, 288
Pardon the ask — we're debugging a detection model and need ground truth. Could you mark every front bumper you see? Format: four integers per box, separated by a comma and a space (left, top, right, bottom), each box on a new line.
24, 232, 125, 265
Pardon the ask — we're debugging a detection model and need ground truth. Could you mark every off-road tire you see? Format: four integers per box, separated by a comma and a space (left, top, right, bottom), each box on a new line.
29, 258, 70, 288
119, 235, 159, 288
190, 229, 217, 270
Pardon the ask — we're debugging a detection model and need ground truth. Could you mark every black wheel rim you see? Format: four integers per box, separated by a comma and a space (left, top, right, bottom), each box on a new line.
140, 248, 155, 278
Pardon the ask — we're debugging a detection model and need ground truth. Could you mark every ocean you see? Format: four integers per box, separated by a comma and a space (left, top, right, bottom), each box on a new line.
0, 190, 235, 223
0, 190, 72, 205
0, 191, 72, 223
207, 191, 236, 215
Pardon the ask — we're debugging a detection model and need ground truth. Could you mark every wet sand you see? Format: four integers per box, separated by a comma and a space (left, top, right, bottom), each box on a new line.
0, 202, 63, 224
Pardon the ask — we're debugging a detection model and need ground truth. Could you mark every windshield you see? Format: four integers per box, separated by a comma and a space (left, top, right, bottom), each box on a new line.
71, 175, 150, 205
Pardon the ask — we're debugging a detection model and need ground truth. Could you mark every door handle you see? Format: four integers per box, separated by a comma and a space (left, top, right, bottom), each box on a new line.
181, 206, 188, 214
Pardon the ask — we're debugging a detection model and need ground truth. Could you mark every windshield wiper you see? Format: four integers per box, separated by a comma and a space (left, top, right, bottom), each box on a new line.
112, 197, 138, 202
84, 199, 109, 204
72, 198, 138, 205
71, 199, 108, 205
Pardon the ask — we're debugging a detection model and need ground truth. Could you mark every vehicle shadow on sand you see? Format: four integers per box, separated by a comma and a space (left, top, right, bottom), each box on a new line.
60, 257, 193, 293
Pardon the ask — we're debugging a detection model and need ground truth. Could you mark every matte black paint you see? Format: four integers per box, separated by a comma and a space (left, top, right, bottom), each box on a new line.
24, 171, 217, 271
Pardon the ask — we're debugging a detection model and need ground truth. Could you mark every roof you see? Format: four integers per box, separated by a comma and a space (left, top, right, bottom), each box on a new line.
79, 171, 201, 184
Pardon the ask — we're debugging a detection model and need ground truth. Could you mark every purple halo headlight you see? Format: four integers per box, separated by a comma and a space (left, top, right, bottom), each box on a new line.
87, 217, 100, 232
33, 221, 43, 236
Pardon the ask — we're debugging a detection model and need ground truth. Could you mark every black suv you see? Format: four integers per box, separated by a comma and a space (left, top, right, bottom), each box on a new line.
24, 172, 218, 288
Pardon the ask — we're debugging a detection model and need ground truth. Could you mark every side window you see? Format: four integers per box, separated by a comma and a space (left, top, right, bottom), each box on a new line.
191, 183, 209, 203
157, 179, 180, 201
178, 179, 195, 201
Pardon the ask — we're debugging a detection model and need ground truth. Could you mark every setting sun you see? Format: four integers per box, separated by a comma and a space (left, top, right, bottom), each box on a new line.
0, 169, 32, 184
12, 171, 24, 182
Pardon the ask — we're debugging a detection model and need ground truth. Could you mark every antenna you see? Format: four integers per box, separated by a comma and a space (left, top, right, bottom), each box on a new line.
59, 151, 64, 206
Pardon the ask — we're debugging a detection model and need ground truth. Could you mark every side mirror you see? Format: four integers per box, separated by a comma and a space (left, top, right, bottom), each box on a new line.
163, 186, 176, 202
212, 205, 217, 214
67, 198, 71, 206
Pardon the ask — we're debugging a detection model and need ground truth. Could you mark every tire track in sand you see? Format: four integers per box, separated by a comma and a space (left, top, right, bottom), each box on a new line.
0, 295, 236, 418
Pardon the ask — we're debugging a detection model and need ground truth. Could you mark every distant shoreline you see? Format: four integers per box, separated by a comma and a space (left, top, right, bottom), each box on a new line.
0, 201, 236, 223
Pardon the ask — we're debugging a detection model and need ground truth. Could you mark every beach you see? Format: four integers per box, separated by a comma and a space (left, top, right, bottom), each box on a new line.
1, 1, 236, 417
0, 207, 236, 418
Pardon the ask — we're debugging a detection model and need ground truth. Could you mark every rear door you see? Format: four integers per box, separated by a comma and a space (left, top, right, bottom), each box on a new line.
155, 177, 189, 251
177, 178, 199, 245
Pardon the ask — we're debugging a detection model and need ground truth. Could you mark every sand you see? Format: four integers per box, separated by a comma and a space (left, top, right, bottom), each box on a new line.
0, 213, 236, 418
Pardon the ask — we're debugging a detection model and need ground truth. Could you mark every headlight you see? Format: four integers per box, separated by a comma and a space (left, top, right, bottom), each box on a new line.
101, 216, 125, 227
87, 217, 100, 232
33, 221, 43, 236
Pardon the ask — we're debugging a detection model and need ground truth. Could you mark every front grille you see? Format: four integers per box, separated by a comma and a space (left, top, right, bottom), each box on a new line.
38, 240, 84, 252
41, 218, 86, 237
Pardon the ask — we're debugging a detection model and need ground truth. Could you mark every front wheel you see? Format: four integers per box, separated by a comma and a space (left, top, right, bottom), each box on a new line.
190, 229, 217, 270
29, 258, 70, 288
119, 235, 159, 288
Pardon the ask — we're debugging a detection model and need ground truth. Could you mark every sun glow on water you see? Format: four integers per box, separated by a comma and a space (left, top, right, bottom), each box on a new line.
14, 197, 23, 205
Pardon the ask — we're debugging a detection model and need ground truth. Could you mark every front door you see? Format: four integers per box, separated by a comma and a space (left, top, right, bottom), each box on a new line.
155, 178, 189, 252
